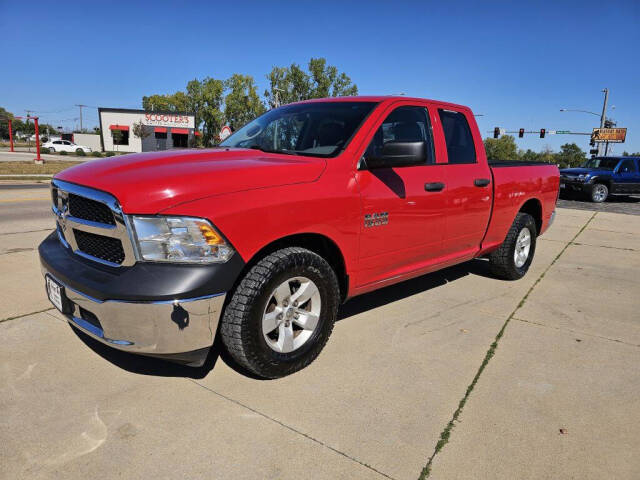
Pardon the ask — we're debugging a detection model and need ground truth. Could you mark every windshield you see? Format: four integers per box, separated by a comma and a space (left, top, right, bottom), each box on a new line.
220, 101, 377, 157
580, 158, 619, 170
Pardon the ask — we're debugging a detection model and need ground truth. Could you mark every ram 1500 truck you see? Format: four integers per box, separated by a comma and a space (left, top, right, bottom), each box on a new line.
560, 156, 640, 202
39, 96, 559, 378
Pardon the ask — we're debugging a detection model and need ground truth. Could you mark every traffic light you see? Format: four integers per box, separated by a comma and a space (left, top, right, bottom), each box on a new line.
589, 149, 598, 155
493, 127, 500, 139
518, 128, 524, 138
539, 128, 546, 138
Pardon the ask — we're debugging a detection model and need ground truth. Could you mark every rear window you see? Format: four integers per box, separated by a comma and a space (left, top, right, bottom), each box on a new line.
439, 109, 476, 164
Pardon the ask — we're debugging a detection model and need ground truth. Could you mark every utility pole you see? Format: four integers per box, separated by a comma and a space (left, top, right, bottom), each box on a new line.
75, 104, 87, 132
599, 89, 609, 156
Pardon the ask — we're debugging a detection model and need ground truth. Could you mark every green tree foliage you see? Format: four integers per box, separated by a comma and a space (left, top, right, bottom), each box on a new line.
555, 143, 586, 168
141, 57, 358, 145
483, 137, 589, 167
224, 74, 266, 131
264, 58, 358, 108
483, 135, 518, 161
0, 107, 14, 139
622, 151, 640, 156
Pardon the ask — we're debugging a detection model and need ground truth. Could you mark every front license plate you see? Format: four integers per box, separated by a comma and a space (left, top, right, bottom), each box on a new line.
46, 276, 64, 312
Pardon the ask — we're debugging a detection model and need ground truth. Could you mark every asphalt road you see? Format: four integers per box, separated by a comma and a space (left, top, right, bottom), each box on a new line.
1, 186, 639, 479
558, 193, 640, 215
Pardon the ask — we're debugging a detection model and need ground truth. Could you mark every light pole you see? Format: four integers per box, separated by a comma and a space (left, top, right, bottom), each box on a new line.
560, 88, 610, 155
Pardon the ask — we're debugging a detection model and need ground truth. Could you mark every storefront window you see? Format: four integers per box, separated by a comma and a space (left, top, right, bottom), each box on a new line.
172, 133, 188, 148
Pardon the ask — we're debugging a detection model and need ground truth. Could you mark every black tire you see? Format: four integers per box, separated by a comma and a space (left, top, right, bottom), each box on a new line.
489, 212, 537, 280
76, 148, 83, 154
590, 183, 608, 203
220, 247, 340, 379
49, 147, 55, 153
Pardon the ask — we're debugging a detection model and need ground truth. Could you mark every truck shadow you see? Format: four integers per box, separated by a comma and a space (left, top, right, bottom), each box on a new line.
71, 257, 495, 379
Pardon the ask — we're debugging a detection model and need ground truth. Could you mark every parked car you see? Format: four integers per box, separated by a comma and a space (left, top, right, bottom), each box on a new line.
560, 156, 640, 202
43, 139, 91, 153
39, 96, 559, 378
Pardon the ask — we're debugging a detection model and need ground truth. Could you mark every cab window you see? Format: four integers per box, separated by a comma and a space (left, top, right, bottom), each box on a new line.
438, 109, 476, 164
366, 106, 434, 165
618, 159, 638, 173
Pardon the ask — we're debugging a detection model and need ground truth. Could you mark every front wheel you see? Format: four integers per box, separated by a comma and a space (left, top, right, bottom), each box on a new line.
489, 212, 537, 280
220, 247, 340, 379
590, 183, 608, 203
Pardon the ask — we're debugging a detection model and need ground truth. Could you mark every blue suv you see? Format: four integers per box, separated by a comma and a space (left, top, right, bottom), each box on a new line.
560, 156, 640, 202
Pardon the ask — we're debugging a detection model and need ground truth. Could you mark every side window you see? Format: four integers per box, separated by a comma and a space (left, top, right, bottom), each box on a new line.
366, 106, 434, 165
438, 109, 476, 164
618, 160, 638, 173
53, 140, 62, 145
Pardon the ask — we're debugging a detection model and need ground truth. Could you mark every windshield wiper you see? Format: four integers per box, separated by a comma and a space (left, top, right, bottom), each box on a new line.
247, 145, 296, 155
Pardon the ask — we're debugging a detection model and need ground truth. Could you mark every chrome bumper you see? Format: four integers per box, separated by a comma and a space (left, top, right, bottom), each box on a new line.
42, 268, 225, 359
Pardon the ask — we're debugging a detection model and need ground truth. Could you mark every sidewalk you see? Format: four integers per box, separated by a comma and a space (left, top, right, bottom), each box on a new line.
1, 208, 638, 479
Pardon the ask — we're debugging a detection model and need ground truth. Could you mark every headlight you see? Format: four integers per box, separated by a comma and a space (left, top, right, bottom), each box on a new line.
130, 216, 234, 263
577, 174, 589, 181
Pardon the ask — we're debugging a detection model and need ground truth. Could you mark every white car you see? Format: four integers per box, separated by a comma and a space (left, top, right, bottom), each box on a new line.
43, 139, 91, 153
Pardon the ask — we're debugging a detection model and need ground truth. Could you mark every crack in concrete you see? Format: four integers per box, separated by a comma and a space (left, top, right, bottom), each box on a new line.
0, 247, 35, 255
0, 228, 52, 236
418, 212, 598, 479
513, 317, 640, 348
0, 307, 55, 324
188, 379, 396, 480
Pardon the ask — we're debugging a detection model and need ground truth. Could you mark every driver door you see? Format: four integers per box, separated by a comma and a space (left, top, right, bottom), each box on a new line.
355, 104, 447, 288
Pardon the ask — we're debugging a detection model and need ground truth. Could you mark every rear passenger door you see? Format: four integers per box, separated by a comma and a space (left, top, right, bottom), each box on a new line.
436, 108, 493, 257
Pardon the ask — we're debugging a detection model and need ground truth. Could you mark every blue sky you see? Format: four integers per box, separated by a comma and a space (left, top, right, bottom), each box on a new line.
2, 0, 639, 153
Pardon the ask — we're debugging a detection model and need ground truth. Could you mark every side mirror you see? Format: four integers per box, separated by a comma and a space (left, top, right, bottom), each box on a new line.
364, 141, 426, 169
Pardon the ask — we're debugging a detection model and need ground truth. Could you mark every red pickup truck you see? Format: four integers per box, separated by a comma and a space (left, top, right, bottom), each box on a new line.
39, 96, 559, 378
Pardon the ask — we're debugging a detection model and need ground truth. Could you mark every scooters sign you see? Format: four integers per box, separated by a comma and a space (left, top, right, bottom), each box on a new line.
142, 113, 194, 128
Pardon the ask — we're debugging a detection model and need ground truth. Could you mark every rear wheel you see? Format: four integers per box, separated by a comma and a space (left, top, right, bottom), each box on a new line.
590, 183, 608, 203
49, 147, 55, 152
220, 247, 339, 379
489, 212, 537, 280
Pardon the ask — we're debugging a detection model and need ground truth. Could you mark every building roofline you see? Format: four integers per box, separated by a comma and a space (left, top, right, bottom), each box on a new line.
98, 107, 195, 116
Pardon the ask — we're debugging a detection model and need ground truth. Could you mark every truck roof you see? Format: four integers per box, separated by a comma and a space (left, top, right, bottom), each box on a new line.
290, 95, 472, 112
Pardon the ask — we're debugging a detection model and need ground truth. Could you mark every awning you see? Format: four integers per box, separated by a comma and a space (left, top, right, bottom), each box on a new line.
194, 131, 202, 137
109, 124, 129, 131
171, 128, 189, 135
154, 127, 167, 133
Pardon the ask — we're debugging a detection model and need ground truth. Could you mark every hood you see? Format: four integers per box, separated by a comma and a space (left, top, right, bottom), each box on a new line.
56, 148, 326, 213
559, 167, 605, 175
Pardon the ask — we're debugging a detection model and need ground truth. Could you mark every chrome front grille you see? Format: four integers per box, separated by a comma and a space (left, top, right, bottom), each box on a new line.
51, 179, 137, 267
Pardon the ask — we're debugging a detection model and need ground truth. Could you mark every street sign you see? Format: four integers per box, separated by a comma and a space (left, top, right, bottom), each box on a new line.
219, 125, 232, 141
591, 127, 627, 143
555, 130, 570, 134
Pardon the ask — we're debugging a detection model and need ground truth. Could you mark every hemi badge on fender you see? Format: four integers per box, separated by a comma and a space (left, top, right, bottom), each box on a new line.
364, 212, 388, 228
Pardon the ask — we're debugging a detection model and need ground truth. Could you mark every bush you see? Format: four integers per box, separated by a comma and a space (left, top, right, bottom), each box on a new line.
59, 150, 67, 156
91, 151, 102, 157
75, 149, 86, 156
105, 151, 115, 157
41, 147, 50, 154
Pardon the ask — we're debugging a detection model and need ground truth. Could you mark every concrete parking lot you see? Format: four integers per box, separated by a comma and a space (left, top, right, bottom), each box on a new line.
1, 184, 639, 480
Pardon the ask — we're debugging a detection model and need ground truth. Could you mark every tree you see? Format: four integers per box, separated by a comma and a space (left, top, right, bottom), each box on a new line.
199, 77, 225, 145
0, 107, 14, 139
622, 151, 640, 156
224, 74, 266, 131
483, 135, 518, 161
132, 120, 151, 145
556, 143, 586, 168
264, 57, 358, 108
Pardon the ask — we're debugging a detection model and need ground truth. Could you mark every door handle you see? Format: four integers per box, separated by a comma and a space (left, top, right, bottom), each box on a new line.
424, 182, 445, 192
474, 178, 491, 187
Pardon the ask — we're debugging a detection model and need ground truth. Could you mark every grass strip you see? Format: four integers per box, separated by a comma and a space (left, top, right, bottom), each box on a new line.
419, 212, 597, 479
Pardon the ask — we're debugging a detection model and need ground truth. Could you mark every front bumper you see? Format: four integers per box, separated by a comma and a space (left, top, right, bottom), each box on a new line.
39, 231, 244, 366
560, 178, 590, 193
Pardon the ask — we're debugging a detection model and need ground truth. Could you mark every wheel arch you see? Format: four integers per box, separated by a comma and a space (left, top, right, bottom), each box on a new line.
518, 197, 543, 235
240, 232, 349, 303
